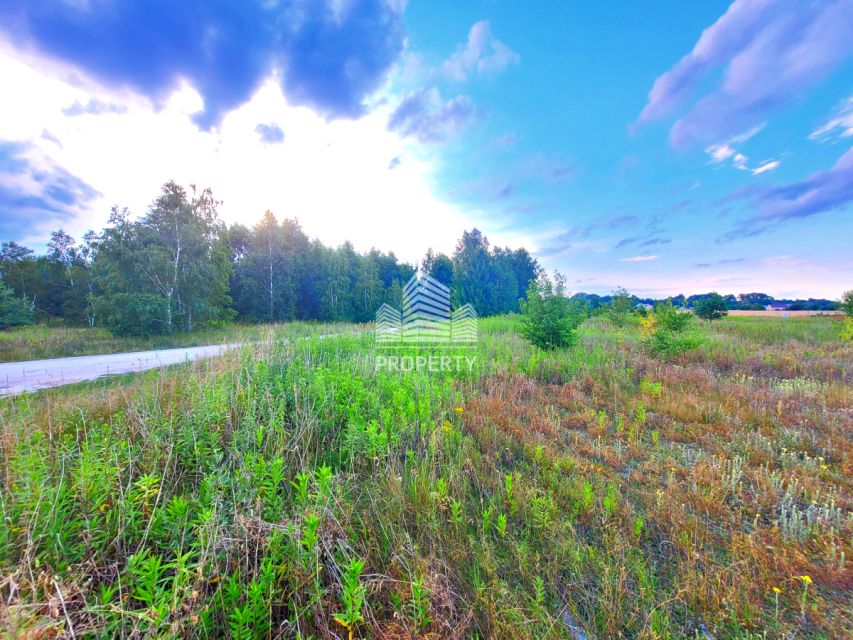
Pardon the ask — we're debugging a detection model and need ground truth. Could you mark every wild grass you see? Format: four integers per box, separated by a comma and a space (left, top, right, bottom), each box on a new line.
0, 321, 359, 362
0, 316, 849, 638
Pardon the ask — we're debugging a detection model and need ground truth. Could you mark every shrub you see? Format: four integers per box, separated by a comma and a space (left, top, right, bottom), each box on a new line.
640, 300, 701, 358
0, 282, 34, 329
519, 272, 584, 350
841, 317, 853, 343
95, 292, 167, 336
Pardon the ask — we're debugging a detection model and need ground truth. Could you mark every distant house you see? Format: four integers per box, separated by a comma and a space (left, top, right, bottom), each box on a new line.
636, 303, 653, 311
765, 303, 789, 311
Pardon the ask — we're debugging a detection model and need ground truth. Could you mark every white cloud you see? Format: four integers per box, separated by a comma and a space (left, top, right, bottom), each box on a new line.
441, 21, 519, 82
810, 95, 853, 141
707, 143, 736, 163
732, 152, 748, 171
704, 125, 779, 174
620, 255, 659, 262
752, 159, 780, 175
0, 51, 528, 262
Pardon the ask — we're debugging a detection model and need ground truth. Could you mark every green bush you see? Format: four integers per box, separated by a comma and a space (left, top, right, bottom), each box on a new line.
640, 300, 701, 358
95, 292, 167, 336
0, 282, 34, 329
519, 272, 585, 350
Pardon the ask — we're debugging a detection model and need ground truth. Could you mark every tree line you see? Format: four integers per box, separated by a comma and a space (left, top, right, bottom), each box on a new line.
0, 181, 540, 334
571, 290, 840, 312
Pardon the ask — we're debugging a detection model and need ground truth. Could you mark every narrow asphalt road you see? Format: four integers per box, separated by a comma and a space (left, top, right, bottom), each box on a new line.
0, 343, 240, 397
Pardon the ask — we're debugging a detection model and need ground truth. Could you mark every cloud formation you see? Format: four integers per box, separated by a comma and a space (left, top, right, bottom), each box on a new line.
0, 140, 100, 238
635, 0, 853, 148
621, 255, 660, 262
810, 94, 853, 141
62, 99, 127, 117
0, 0, 406, 129
442, 21, 520, 82
388, 88, 474, 142
693, 258, 745, 268
751, 160, 780, 176
640, 237, 671, 247
705, 124, 780, 175
719, 146, 853, 241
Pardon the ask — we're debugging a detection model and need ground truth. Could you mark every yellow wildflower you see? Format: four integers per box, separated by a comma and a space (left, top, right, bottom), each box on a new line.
772, 586, 781, 594
453, 406, 464, 414
799, 575, 812, 584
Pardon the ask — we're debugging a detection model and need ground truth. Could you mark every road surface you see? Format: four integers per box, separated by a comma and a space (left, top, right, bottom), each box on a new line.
0, 343, 240, 397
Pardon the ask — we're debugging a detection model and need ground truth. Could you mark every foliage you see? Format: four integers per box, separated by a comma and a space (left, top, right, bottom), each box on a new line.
0, 282, 34, 329
519, 272, 585, 349
421, 248, 453, 287
841, 290, 853, 317
1, 185, 543, 335
606, 287, 635, 327
96, 183, 234, 335
841, 317, 853, 342
450, 229, 540, 316
640, 300, 702, 357
694, 291, 729, 321
94, 292, 168, 337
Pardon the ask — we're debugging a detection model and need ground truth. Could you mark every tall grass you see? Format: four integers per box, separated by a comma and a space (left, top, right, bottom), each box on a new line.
0, 321, 360, 362
0, 316, 849, 638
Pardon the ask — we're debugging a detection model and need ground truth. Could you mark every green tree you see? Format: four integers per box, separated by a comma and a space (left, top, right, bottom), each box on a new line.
694, 292, 728, 322
738, 292, 774, 309
421, 248, 453, 287
352, 255, 384, 322
606, 287, 634, 327
94, 183, 232, 336
0, 241, 36, 299
507, 247, 540, 304
519, 272, 584, 350
319, 245, 354, 320
452, 229, 492, 314
841, 290, 853, 317
489, 249, 520, 315
0, 281, 34, 329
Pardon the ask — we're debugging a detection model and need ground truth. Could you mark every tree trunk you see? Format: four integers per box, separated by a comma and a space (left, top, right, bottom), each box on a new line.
165, 289, 173, 334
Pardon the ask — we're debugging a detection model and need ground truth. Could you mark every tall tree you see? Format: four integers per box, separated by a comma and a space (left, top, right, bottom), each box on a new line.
352, 254, 384, 321
0, 241, 36, 300
452, 229, 492, 314
95, 183, 232, 335
421, 248, 453, 287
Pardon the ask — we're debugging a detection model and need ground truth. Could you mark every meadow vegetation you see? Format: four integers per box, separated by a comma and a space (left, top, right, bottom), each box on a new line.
0, 315, 850, 638
0, 322, 356, 363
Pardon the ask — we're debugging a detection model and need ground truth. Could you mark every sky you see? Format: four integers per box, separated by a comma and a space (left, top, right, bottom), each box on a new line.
0, 0, 851, 299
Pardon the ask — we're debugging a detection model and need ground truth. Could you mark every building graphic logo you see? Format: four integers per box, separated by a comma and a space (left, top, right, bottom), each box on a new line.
375, 274, 477, 348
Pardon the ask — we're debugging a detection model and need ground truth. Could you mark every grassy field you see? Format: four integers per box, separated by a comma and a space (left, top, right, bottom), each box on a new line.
0, 322, 358, 362
0, 316, 849, 638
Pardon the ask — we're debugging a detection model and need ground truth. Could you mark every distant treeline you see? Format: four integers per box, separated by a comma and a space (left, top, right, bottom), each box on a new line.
0, 181, 539, 335
571, 291, 840, 312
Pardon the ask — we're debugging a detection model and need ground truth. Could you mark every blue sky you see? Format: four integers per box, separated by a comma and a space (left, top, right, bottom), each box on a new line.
0, 0, 851, 298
